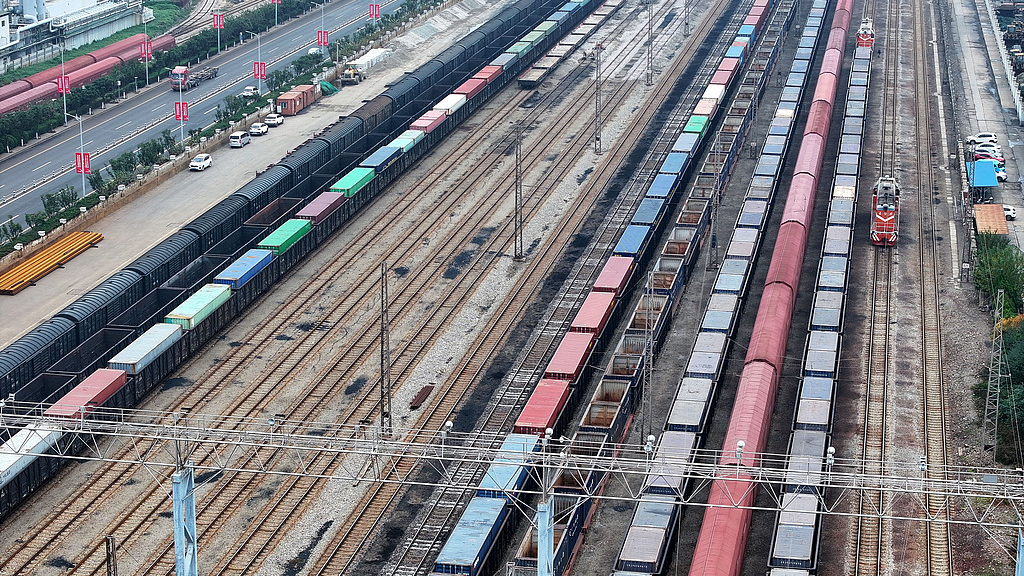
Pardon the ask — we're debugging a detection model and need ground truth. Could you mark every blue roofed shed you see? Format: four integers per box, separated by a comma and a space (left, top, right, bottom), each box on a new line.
968, 160, 999, 187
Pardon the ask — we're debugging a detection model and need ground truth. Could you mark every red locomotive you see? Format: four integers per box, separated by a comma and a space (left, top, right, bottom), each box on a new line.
856, 18, 874, 47
870, 177, 900, 246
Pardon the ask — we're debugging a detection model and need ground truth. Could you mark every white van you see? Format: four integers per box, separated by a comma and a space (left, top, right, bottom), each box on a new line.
229, 131, 251, 148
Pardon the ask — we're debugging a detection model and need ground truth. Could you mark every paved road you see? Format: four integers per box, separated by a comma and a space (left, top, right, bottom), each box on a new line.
0, 0, 399, 226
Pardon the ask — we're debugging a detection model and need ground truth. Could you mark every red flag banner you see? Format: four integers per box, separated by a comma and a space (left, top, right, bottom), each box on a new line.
174, 101, 189, 121
317, 30, 329, 46
254, 61, 266, 79
369, 3, 380, 18
75, 152, 91, 174
57, 76, 70, 94
213, 13, 224, 28
140, 41, 153, 58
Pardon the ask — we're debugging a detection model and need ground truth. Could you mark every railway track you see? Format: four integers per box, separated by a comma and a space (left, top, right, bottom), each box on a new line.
910, 0, 951, 568
854, 0, 898, 571
1, 2, 722, 574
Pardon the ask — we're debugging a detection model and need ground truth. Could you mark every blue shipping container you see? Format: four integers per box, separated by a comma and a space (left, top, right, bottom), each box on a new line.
631, 197, 666, 226
646, 173, 677, 199
360, 146, 403, 173
477, 433, 540, 500
725, 45, 745, 64
490, 52, 517, 68
214, 249, 274, 290
613, 225, 652, 257
671, 132, 699, 154
434, 497, 507, 575
660, 152, 689, 175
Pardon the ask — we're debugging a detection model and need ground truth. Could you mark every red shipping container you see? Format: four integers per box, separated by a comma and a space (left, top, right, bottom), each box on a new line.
711, 69, 733, 86
514, 379, 571, 435
743, 15, 761, 29
296, 192, 347, 225
277, 92, 305, 115
544, 332, 594, 381
718, 57, 739, 73
455, 78, 487, 99
593, 256, 634, 295
693, 98, 717, 117
753, 0, 768, 6
411, 112, 446, 133
45, 368, 127, 419
749, 6, 765, 16
570, 291, 616, 335
473, 65, 502, 84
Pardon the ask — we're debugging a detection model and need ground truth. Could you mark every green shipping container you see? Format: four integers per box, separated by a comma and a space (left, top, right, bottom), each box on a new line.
389, 137, 417, 152
534, 21, 558, 35
684, 115, 709, 137
522, 31, 545, 46
258, 219, 312, 255
165, 283, 231, 330
507, 41, 533, 56
331, 167, 375, 197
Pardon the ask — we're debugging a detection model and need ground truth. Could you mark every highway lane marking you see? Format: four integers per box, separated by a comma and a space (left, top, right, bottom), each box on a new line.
116, 121, 131, 130
204, 107, 217, 114
83, 140, 94, 148
152, 105, 164, 112
32, 162, 51, 172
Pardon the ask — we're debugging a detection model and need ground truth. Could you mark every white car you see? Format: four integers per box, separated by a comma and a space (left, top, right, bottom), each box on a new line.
240, 85, 260, 98
265, 113, 284, 126
975, 142, 1002, 154
996, 167, 1008, 182
967, 132, 999, 145
249, 123, 269, 136
189, 153, 212, 171
1005, 205, 1016, 220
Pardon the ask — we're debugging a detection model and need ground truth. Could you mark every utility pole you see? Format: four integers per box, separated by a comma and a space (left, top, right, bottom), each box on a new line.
380, 262, 393, 438
642, 271, 655, 439
105, 535, 117, 576
594, 42, 604, 154
984, 289, 1006, 456
646, 0, 653, 86
513, 121, 525, 261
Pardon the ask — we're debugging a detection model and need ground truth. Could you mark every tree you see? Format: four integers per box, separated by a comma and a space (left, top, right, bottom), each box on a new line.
975, 233, 1024, 316
138, 138, 165, 166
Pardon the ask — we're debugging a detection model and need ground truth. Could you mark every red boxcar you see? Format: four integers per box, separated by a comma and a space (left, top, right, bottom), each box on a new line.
570, 291, 616, 335
44, 368, 127, 419
514, 379, 571, 435
0, 83, 59, 115
593, 256, 634, 296
544, 332, 594, 381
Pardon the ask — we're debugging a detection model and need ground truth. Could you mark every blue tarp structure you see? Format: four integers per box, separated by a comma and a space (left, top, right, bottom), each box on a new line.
968, 160, 999, 187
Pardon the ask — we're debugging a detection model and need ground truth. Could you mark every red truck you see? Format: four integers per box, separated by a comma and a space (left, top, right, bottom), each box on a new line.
170, 65, 219, 90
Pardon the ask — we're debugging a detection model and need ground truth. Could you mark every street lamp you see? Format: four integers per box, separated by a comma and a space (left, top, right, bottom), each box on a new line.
311, 1, 326, 57
246, 31, 264, 96
65, 113, 87, 197
134, 76, 139, 93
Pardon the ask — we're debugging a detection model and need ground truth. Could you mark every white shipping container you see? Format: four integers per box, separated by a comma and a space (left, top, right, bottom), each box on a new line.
348, 48, 393, 72
0, 424, 62, 485
108, 323, 182, 375
702, 83, 726, 104
433, 94, 467, 115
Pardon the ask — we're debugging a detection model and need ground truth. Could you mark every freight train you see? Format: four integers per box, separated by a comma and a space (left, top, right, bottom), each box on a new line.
427, 0, 821, 574
766, 40, 871, 575
688, 0, 856, 575
0, 34, 177, 115
0, 0, 596, 519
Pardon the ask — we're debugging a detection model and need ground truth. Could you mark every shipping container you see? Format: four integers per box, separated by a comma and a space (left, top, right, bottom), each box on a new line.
433, 94, 468, 115
477, 433, 540, 500
613, 225, 652, 257
257, 219, 312, 255
617, 526, 670, 573
108, 323, 183, 374
331, 167, 375, 197
644, 430, 696, 495
411, 112, 446, 133
593, 256, 634, 296
360, 146, 403, 173
631, 196, 667, 226
514, 379, 571, 435
646, 173, 677, 198
213, 249, 275, 289
490, 52, 518, 68
434, 496, 507, 575
569, 291, 616, 334
684, 115, 710, 137
521, 31, 545, 46
44, 368, 126, 418
388, 137, 417, 152
473, 65, 502, 83
165, 283, 232, 330
693, 98, 717, 117
543, 332, 594, 381
0, 423, 62, 486
660, 152, 689, 175
455, 78, 487, 99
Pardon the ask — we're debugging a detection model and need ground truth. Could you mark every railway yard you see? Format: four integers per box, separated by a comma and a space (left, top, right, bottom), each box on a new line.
0, 0, 1020, 572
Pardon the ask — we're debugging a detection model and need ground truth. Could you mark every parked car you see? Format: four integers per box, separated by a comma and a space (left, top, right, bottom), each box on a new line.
265, 113, 284, 126
975, 151, 1005, 163
996, 167, 1008, 182
240, 85, 260, 97
189, 153, 212, 171
1005, 205, 1016, 220
975, 142, 1002, 154
229, 131, 251, 147
967, 132, 999, 145
249, 123, 269, 136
